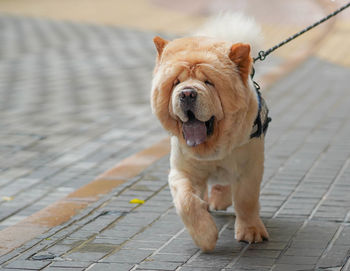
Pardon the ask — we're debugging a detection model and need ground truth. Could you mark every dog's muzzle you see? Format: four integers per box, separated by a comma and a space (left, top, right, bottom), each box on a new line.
180, 88, 197, 112
177, 87, 215, 147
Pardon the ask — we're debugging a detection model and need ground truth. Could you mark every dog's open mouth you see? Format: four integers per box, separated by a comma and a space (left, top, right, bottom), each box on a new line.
182, 111, 215, 147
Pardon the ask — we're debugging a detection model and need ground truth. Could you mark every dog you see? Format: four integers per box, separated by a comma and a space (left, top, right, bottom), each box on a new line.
151, 13, 270, 252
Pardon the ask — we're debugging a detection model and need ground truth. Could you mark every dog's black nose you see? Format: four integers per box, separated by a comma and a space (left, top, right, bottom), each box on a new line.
180, 88, 197, 108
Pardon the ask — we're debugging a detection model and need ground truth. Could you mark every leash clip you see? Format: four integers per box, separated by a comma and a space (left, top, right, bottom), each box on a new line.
258, 51, 266, 60
254, 51, 266, 63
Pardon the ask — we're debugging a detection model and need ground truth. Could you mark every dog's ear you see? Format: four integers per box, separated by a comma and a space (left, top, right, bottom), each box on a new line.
229, 43, 252, 84
153, 36, 168, 57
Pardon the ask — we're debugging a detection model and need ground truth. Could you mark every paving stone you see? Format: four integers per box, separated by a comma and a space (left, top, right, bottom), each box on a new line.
64, 252, 107, 262
283, 248, 324, 257
122, 240, 165, 250
115, 214, 160, 227
88, 262, 134, 271
272, 264, 316, 271
289, 240, 330, 249
235, 256, 275, 267
68, 230, 97, 240
5, 259, 51, 270
145, 221, 184, 236
43, 267, 84, 271
316, 246, 350, 268
102, 248, 152, 263
90, 237, 126, 246
79, 217, 117, 232
277, 255, 320, 265
98, 227, 142, 239
248, 241, 287, 251
132, 232, 173, 243
334, 226, 350, 246
59, 238, 86, 246
224, 268, 271, 271
184, 257, 232, 268
179, 267, 224, 271
49, 261, 91, 268
146, 253, 190, 263
138, 260, 181, 270
243, 249, 281, 258
159, 239, 199, 255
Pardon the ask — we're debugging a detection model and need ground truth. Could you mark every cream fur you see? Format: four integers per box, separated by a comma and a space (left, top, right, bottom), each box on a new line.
151, 13, 269, 252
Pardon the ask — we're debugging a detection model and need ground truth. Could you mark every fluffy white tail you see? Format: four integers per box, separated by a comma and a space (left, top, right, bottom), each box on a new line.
194, 12, 263, 56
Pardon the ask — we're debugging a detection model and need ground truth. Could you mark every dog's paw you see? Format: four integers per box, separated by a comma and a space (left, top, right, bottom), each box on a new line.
189, 207, 218, 252
235, 217, 269, 243
209, 185, 232, 211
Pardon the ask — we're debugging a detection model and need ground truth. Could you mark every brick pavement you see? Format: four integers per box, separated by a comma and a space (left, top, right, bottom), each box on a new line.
0, 31, 350, 271
0, 14, 169, 230
0, 2, 350, 271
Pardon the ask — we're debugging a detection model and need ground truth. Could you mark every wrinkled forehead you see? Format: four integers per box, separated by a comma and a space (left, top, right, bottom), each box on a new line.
162, 37, 229, 63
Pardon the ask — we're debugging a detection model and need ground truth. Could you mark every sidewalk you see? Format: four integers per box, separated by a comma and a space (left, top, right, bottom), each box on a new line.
0, 0, 350, 270
0, 0, 333, 231
2, 56, 350, 270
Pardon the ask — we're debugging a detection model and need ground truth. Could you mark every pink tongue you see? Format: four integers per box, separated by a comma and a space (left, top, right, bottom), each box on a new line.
182, 119, 207, 147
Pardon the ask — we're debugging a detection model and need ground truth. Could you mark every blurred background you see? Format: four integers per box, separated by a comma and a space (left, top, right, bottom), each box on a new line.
0, 0, 342, 34
0, 0, 349, 66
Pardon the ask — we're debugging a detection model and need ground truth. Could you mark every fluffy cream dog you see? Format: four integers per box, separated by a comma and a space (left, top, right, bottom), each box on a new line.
151, 13, 270, 252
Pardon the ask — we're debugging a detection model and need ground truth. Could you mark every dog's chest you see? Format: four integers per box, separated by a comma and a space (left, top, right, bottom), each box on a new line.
208, 163, 239, 185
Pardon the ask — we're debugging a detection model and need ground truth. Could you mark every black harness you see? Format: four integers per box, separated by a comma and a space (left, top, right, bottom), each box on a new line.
250, 69, 271, 139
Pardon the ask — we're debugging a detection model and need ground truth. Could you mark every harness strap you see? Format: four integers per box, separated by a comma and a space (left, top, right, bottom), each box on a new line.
250, 73, 271, 139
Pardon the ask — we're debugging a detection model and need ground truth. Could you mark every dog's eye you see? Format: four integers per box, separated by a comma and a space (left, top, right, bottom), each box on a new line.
173, 79, 180, 86
205, 80, 214, 87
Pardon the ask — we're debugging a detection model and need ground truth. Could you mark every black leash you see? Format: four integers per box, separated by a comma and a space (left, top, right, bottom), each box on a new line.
253, 1, 350, 63
249, 2, 350, 139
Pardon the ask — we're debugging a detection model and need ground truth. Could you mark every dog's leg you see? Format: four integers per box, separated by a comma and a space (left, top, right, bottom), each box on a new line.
203, 184, 209, 203
232, 140, 269, 243
169, 169, 218, 252
209, 184, 232, 211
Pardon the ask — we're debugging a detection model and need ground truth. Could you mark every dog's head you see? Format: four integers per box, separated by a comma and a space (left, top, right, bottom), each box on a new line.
151, 36, 258, 160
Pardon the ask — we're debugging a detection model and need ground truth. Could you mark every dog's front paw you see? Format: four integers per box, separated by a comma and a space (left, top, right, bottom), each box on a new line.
188, 206, 218, 252
209, 185, 232, 211
235, 217, 269, 243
